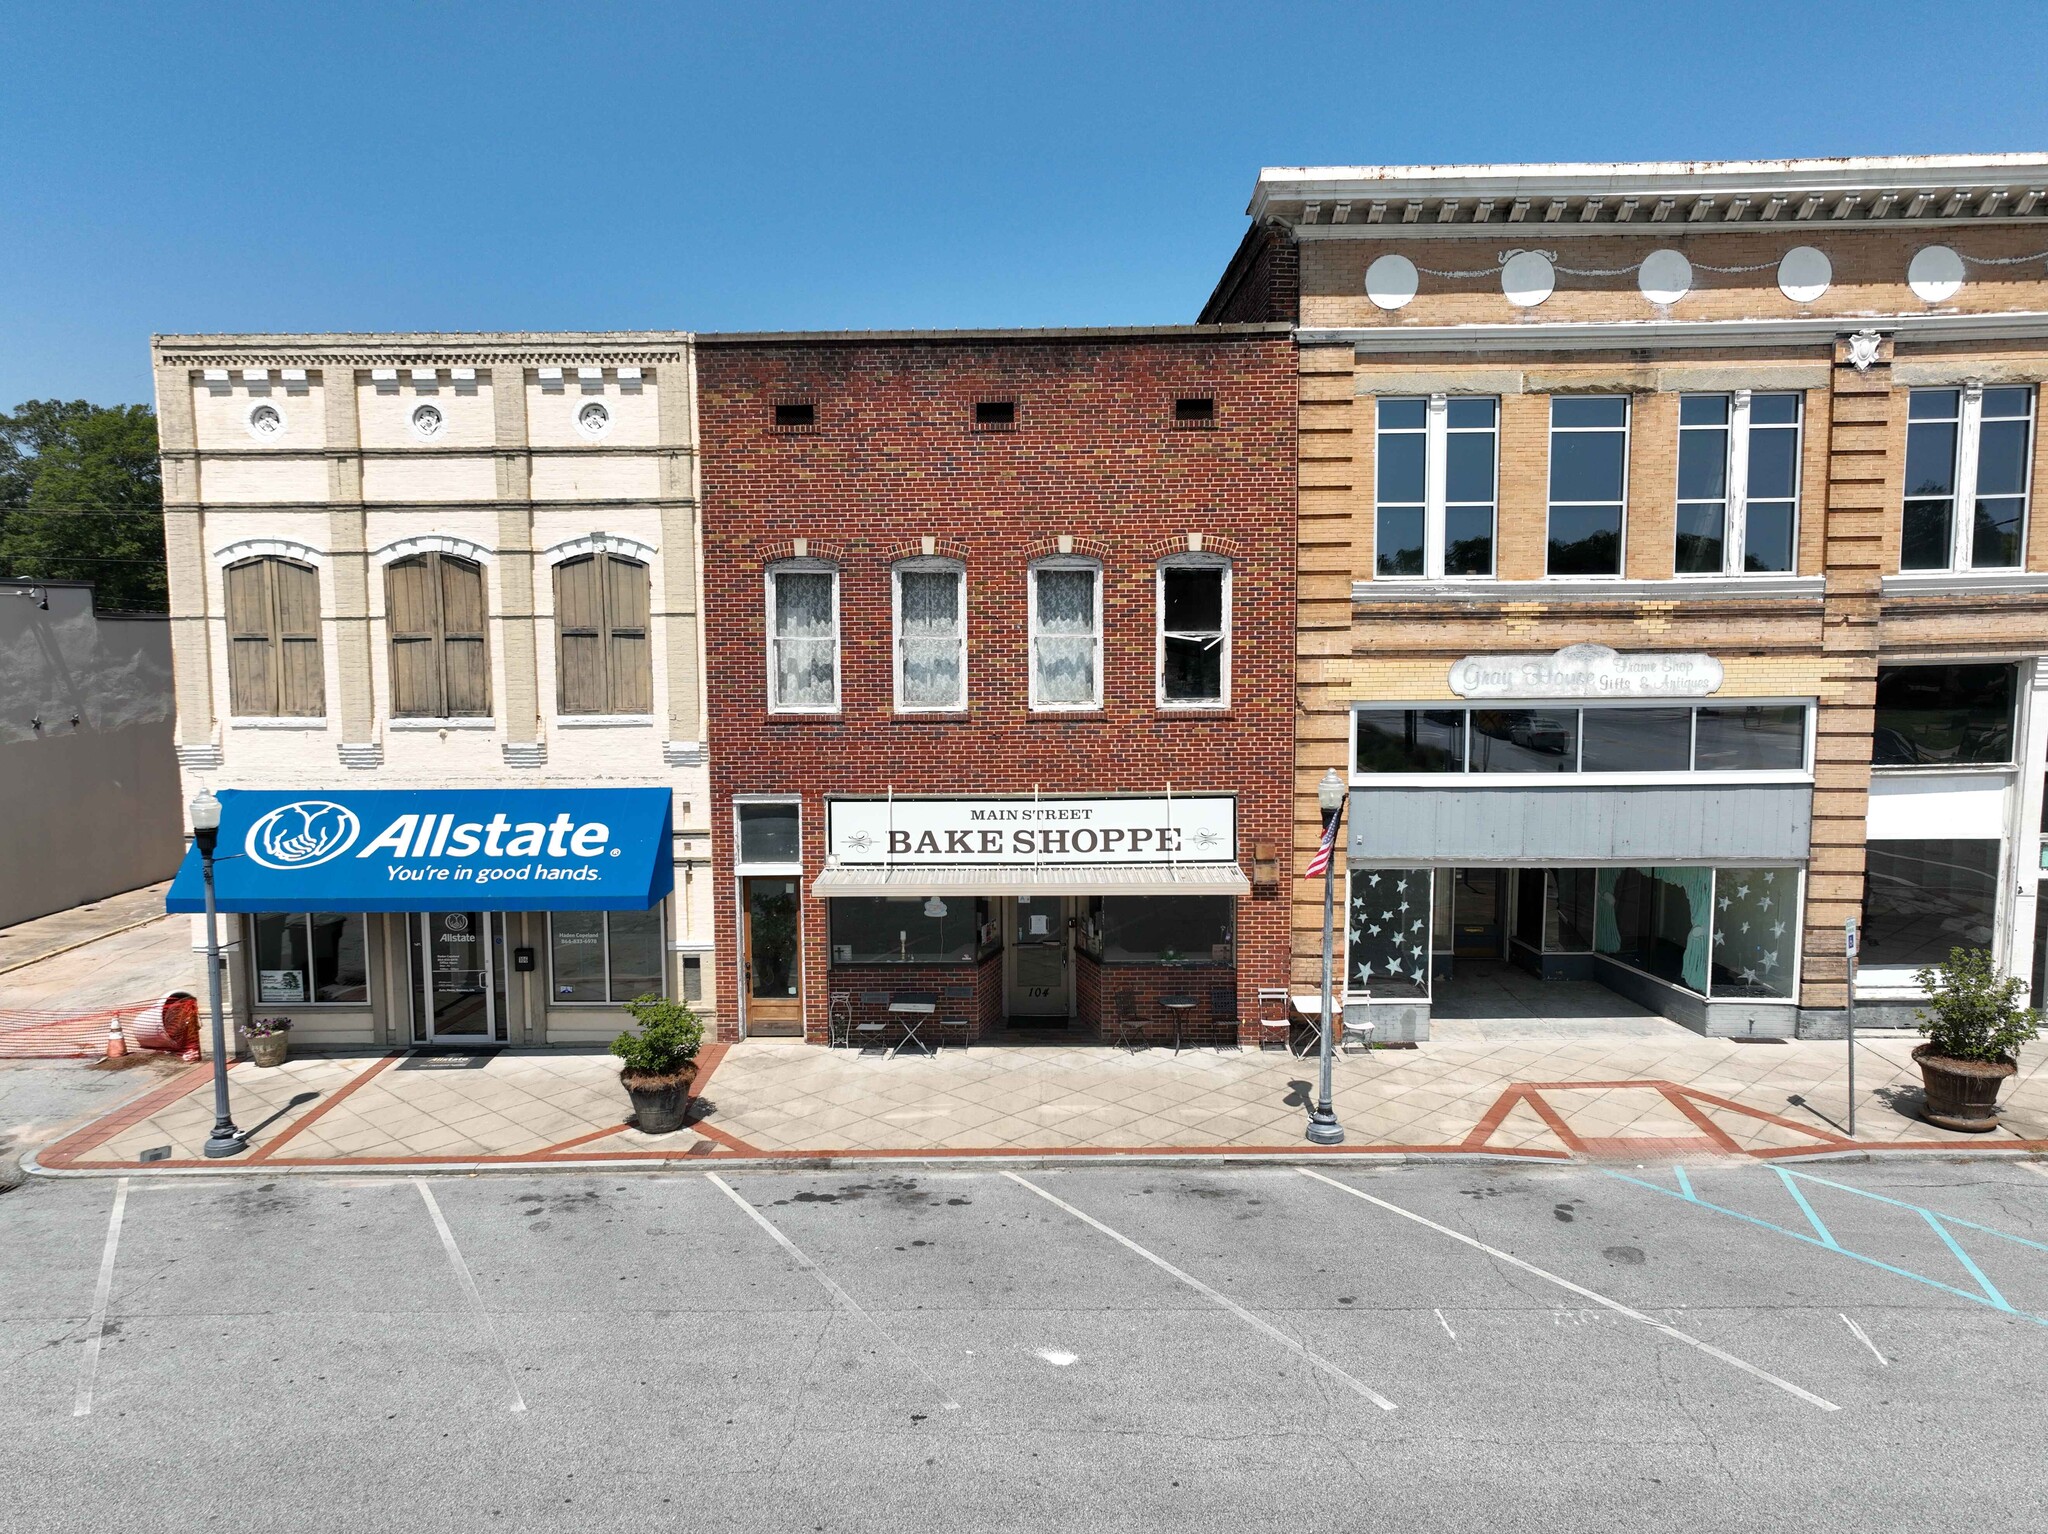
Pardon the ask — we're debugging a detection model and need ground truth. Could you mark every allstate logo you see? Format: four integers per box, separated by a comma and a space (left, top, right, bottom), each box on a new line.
245, 800, 361, 870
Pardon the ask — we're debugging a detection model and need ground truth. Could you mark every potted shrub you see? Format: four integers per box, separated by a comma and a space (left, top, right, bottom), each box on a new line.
610, 993, 703, 1135
244, 1017, 292, 1068
1911, 947, 2039, 1132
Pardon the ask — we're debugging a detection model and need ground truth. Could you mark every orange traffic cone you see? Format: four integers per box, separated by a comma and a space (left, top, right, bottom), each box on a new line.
105, 1016, 128, 1060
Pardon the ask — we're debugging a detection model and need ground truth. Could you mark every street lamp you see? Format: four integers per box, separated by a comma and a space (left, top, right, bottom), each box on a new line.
1306, 768, 1347, 1146
189, 789, 247, 1159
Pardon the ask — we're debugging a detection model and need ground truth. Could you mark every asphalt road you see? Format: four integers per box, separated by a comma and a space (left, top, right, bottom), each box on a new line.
1, 1156, 2044, 1533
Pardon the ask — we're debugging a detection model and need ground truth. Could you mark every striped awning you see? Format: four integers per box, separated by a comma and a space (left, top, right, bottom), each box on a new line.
810, 863, 1251, 898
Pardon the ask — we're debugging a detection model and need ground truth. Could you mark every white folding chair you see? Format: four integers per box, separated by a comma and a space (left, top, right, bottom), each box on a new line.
1256, 987, 1292, 1052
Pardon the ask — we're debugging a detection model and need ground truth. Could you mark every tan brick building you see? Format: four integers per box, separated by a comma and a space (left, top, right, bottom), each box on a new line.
1204, 155, 2048, 1038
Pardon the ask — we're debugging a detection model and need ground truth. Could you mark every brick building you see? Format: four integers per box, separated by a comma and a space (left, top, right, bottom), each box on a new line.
1204, 154, 2048, 1038
696, 327, 1297, 1046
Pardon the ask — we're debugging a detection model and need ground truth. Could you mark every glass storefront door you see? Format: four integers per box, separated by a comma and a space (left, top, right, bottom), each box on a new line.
413, 911, 497, 1043
743, 877, 803, 1036
1007, 897, 1070, 1018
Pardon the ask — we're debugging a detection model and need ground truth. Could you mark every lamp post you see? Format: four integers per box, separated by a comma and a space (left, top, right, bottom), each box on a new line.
1306, 768, 1347, 1145
190, 790, 247, 1159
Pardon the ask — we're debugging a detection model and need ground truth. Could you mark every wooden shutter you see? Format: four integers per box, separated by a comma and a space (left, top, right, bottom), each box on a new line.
605, 556, 651, 714
386, 556, 442, 717
438, 556, 490, 717
272, 559, 325, 716
224, 560, 277, 716
555, 556, 607, 714
225, 557, 322, 717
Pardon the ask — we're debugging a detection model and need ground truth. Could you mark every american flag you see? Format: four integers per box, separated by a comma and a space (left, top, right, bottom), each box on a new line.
1304, 811, 1340, 879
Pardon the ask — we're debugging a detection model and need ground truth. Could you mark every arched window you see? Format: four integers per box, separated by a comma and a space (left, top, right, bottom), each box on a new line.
224, 556, 324, 717
555, 553, 651, 715
386, 553, 489, 717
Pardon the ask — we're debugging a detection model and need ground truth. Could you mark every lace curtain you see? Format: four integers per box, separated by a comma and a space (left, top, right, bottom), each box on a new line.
1033, 567, 1097, 704
899, 569, 962, 707
773, 572, 836, 707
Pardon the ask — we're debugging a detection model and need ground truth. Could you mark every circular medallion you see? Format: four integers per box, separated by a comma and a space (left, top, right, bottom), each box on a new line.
1777, 246, 1832, 304
576, 399, 613, 439
244, 401, 286, 441
1501, 250, 1555, 308
1637, 248, 1693, 306
1908, 244, 1965, 303
1364, 253, 1418, 311
410, 402, 446, 440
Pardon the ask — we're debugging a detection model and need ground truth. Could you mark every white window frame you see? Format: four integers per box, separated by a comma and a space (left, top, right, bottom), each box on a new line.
1028, 556, 1103, 713
764, 559, 840, 714
1546, 394, 1632, 579
1374, 393, 1500, 582
1903, 383, 2035, 574
1676, 390, 1805, 577
891, 557, 968, 714
1155, 554, 1232, 709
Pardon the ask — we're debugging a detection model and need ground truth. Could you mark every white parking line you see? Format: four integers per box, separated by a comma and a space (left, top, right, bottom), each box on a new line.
414, 1180, 526, 1414
1002, 1170, 1398, 1411
705, 1172, 960, 1411
1840, 1314, 1888, 1365
1435, 1308, 1460, 1347
72, 1178, 128, 1418
1296, 1167, 1839, 1414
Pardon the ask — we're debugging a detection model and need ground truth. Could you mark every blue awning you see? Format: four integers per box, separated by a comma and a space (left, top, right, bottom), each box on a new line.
167, 788, 674, 914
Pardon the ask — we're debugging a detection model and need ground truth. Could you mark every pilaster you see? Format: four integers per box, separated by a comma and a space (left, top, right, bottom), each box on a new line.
658, 347, 705, 762
325, 372, 378, 766
153, 363, 220, 767
492, 364, 542, 764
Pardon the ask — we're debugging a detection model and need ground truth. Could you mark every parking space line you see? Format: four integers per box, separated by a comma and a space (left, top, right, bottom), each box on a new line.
1297, 1167, 1839, 1413
71, 1178, 128, 1418
1840, 1314, 1887, 1365
1001, 1170, 1398, 1411
704, 1172, 960, 1412
413, 1180, 526, 1414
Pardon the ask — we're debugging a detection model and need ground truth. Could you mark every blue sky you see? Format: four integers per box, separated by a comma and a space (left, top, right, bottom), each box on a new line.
8, 1, 2048, 407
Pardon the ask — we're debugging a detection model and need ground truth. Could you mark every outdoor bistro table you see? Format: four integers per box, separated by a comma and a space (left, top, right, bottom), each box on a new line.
888, 991, 939, 1057
1159, 994, 1198, 1055
1290, 991, 1373, 1056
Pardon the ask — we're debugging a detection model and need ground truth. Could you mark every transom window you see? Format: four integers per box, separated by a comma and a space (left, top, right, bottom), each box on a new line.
1029, 560, 1101, 710
1374, 395, 1498, 579
1157, 557, 1230, 706
1354, 702, 1811, 777
1547, 396, 1630, 577
1675, 392, 1803, 575
1903, 385, 2035, 572
893, 561, 965, 711
767, 564, 839, 712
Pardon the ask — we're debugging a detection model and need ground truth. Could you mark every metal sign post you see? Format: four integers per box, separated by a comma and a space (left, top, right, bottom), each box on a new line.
1844, 918, 1859, 1139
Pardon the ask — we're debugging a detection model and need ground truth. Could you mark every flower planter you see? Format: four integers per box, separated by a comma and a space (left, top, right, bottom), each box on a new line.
247, 1031, 290, 1069
622, 1067, 697, 1134
1914, 1043, 2017, 1133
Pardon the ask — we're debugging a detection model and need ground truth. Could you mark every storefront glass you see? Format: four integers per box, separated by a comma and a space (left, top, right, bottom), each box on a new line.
1596, 866, 1711, 994
829, 896, 988, 964
1580, 707, 1692, 773
737, 802, 801, 864
1709, 867, 1798, 998
1468, 710, 1576, 773
252, 912, 367, 1004
548, 908, 665, 1003
1346, 868, 1432, 998
1357, 703, 1811, 776
1097, 896, 1233, 964
1873, 664, 2016, 767
1862, 839, 2001, 968
1355, 709, 1465, 772
1693, 705, 1806, 770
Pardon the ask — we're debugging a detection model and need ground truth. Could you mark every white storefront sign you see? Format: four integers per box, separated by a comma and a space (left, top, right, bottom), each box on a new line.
828, 796, 1236, 865
1448, 643, 1724, 700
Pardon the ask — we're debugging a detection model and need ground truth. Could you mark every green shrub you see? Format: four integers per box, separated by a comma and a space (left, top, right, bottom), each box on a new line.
1913, 947, 2040, 1064
609, 994, 704, 1077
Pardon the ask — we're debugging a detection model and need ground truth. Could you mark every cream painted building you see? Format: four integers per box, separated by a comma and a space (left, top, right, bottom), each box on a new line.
153, 334, 713, 1050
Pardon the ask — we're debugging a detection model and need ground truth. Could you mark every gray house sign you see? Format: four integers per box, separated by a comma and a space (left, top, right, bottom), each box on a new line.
1448, 643, 1724, 701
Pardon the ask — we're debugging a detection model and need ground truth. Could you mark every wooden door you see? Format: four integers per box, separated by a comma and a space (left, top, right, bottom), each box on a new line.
742, 877, 803, 1035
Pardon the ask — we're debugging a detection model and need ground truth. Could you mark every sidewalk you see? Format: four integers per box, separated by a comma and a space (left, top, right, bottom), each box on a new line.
29, 1021, 2048, 1173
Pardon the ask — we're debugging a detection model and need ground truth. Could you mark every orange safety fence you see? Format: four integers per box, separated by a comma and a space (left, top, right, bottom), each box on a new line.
0, 992, 200, 1060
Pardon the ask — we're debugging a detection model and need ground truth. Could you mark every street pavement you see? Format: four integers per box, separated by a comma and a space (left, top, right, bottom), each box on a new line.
0, 1157, 2043, 1532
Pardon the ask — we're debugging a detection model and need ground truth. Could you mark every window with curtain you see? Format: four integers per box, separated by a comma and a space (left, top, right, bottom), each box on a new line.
1158, 559, 1228, 705
224, 556, 325, 717
895, 562, 964, 710
769, 566, 838, 710
386, 553, 489, 717
554, 553, 651, 715
1030, 562, 1100, 709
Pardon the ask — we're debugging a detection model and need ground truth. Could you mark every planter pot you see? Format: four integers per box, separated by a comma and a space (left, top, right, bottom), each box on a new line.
622, 1067, 697, 1135
1914, 1044, 2017, 1133
246, 1032, 290, 1069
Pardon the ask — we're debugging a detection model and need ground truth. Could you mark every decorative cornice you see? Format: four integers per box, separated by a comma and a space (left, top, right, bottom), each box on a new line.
1302, 309, 2048, 355
153, 332, 693, 371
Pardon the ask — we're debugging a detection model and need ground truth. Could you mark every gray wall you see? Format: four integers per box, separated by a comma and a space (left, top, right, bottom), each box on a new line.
1349, 783, 1813, 864
0, 581, 182, 928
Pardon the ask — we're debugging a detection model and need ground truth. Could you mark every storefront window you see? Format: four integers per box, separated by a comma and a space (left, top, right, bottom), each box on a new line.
1710, 867, 1798, 998
829, 897, 987, 964
1468, 710, 1577, 773
1873, 664, 2017, 767
1862, 840, 2000, 968
1596, 867, 1710, 995
1580, 707, 1691, 773
1098, 897, 1233, 964
1536, 868, 1595, 952
1693, 705, 1806, 771
1355, 703, 1810, 775
1356, 709, 1464, 773
1346, 868, 1431, 998
549, 909, 664, 1003
252, 912, 367, 1004
737, 801, 800, 865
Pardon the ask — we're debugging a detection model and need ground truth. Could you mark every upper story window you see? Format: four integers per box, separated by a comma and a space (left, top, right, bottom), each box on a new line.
894, 560, 965, 711
386, 553, 489, 718
1375, 395, 1498, 579
1547, 396, 1630, 577
555, 553, 651, 716
1676, 392, 1803, 575
767, 563, 838, 712
1903, 386, 2035, 573
225, 556, 325, 718
1029, 559, 1101, 711
1873, 663, 2017, 768
1157, 556, 1230, 707
1354, 702, 1810, 778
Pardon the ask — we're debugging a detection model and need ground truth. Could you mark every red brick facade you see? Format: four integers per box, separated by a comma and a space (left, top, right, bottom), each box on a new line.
697, 327, 1298, 1045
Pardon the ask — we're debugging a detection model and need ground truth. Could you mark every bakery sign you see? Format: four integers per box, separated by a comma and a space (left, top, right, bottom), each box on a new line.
828, 795, 1236, 866
1449, 643, 1723, 701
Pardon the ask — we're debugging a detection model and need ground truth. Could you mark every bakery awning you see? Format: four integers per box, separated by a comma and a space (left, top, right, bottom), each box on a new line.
167, 787, 674, 913
811, 863, 1251, 898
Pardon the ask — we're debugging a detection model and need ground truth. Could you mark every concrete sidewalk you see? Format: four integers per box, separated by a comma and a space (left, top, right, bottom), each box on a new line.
27, 1021, 2048, 1173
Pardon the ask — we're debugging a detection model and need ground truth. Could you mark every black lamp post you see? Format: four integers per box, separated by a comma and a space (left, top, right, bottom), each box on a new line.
1306, 768, 1346, 1146
190, 790, 247, 1159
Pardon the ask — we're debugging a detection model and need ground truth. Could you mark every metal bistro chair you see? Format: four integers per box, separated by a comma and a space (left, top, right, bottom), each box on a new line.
1209, 986, 1242, 1052
1256, 987, 1292, 1052
854, 990, 892, 1054
937, 985, 973, 1051
1111, 989, 1147, 1051
827, 992, 855, 1049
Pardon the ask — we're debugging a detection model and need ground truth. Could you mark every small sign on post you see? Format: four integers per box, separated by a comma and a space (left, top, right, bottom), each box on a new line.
1844, 918, 1859, 1138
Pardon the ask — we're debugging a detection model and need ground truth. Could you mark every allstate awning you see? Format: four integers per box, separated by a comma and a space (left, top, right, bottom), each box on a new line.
167, 788, 674, 914
811, 863, 1251, 898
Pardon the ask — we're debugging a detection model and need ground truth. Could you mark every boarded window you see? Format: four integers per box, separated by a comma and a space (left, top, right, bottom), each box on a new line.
555, 553, 652, 715
225, 557, 324, 716
386, 553, 490, 718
